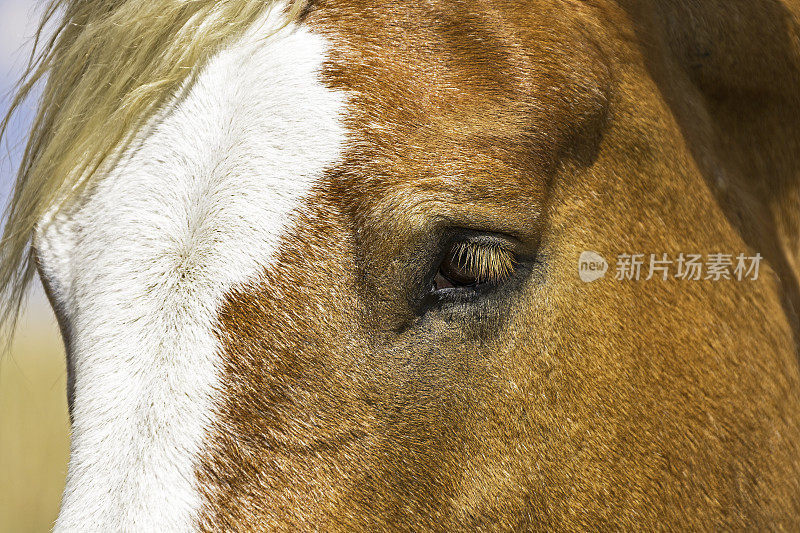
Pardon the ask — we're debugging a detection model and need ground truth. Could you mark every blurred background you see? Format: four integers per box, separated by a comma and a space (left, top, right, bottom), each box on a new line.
1, 1, 70, 532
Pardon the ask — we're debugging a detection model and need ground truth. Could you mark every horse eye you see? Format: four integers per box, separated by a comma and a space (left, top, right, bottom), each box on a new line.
435, 253, 479, 289
434, 240, 515, 291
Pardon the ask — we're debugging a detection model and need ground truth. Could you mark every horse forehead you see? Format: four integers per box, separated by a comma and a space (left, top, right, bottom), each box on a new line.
310, 0, 608, 112
73, 10, 351, 270
306, 1, 611, 198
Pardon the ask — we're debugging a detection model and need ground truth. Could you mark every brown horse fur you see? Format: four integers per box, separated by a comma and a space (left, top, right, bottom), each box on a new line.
194, 0, 800, 530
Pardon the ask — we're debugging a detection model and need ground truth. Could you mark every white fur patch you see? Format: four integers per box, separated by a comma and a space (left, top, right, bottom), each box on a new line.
34, 5, 347, 531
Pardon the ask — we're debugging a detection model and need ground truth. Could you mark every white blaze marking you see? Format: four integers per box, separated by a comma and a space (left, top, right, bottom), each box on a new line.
34, 5, 347, 531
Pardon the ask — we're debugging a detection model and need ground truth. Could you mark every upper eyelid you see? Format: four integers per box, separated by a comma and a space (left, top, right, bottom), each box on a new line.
451, 229, 522, 246
442, 241, 516, 283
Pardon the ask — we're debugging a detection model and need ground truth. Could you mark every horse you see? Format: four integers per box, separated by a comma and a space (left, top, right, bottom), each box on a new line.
2, 0, 800, 530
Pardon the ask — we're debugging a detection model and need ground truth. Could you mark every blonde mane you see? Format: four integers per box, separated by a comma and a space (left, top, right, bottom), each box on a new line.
0, 0, 306, 334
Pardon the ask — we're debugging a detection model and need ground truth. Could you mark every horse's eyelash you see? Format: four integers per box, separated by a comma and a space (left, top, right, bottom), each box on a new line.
448, 241, 516, 283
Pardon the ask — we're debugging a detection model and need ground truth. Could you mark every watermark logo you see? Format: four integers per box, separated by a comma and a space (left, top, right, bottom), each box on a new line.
579, 251, 762, 283
578, 251, 609, 283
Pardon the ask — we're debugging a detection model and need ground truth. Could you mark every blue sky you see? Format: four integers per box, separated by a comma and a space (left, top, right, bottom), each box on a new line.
1, 0, 51, 313
1, 0, 43, 208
